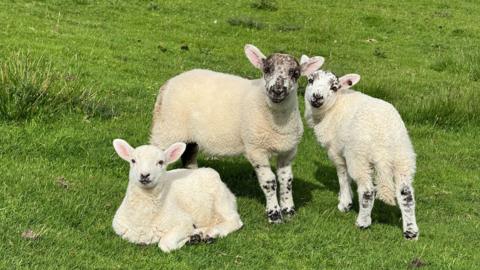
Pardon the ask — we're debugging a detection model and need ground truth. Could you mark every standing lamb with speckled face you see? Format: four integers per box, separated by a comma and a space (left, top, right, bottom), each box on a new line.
112, 139, 243, 252
301, 55, 419, 239
150, 45, 324, 223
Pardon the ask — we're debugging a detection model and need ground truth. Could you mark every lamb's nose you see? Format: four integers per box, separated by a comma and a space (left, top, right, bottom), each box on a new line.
140, 173, 150, 180
313, 93, 323, 99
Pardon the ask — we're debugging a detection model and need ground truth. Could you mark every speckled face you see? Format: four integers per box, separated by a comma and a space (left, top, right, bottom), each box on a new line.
304, 70, 340, 108
262, 53, 301, 103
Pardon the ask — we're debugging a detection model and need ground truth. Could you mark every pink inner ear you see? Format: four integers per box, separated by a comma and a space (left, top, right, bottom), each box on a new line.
168, 148, 181, 160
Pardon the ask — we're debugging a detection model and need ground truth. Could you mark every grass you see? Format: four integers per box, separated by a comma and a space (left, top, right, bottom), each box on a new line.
0, 0, 479, 269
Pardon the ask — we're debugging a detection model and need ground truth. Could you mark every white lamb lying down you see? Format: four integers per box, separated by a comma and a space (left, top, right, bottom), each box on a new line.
301, 56, 419, 240
112, 139, 243, 252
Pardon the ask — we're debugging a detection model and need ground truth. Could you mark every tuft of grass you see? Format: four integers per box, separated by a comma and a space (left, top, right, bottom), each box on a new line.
0, 52, 114, 121
429, 57, 454, 72
227, 17, 265, 30
373, 47, 387, 58
250, 0, 278, 11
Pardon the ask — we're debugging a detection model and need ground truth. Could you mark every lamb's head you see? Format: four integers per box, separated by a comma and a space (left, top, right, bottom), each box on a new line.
113, 139, 186, 189
245, 44, 324, 105
301, 55, 360, 110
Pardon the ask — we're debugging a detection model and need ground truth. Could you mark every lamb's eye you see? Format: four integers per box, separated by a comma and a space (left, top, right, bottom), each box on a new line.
158, 160, 164, 166
263, 66, 271, 74
131, 159, 136, 164
308, 78, 314, 84
330, 85, 338, 91
290, 69, 300, 79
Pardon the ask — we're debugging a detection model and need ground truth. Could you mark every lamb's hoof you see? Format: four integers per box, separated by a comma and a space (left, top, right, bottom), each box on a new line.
355, 219, 371, 229
338, 202, 353, 213
281, 207, 296, 219
403, 230, 419, 240
203, 236, 216, 244
267, 210, 283, 224
187, 234, 203, 245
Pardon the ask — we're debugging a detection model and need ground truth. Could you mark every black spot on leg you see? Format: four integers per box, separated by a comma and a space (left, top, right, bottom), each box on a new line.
286, 178, 293, 191
192, 224, 197, 229
400, 186, 414, 207
361, 191, 375, 208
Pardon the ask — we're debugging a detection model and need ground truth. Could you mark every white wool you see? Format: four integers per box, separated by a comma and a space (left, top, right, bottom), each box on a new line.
112, 140, 243, 252
305, 88, 416, 205
150, 69, 303, 157
302, 61, 418, 239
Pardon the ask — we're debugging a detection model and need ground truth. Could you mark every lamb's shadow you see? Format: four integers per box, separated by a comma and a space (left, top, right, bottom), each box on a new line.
315, 162, 402, 228
197, 157, 320, 209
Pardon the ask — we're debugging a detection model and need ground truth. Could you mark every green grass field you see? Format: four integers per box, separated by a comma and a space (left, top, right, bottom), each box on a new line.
1, 0, 479, 269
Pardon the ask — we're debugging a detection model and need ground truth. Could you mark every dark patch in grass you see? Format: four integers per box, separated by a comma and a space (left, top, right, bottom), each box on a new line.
469, 67, 480, 82
373, 47, 387, 58
157, 43, 167, 52
362, 15, 384, 27
180, 44, 189, 51
409, 258, 427, 268
429, 57, 453, 72
276, 24, 302, 32
0, 51, 115, 121
250, 0, 278, 11
227, 17, 265, 30
147, 1, 160, 11
451, 28, 466, 37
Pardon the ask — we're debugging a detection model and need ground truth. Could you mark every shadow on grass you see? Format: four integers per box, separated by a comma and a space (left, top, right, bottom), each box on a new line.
199, 158, 320, 210
314, 162, 402, 228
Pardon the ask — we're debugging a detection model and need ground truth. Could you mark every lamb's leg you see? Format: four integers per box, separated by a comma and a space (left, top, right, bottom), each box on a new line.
245, 149, 282, 224
396, 183, 419, 240
347, 158, 375, 229
207, 186, 243, 238
277, 148, 297, 218
328, 152, 353, 212
356, 182, 375, 229
158, 223, 193, 253
181, 142, 199, 169
336, 164, 353, 212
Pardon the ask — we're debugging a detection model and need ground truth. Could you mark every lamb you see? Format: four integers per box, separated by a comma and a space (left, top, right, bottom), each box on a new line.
150, 45, 324, 223
112, 139, 243, 252
301, 55, 419, 239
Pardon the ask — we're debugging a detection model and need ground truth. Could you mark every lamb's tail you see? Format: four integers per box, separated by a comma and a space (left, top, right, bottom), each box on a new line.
375, 163, 397, 206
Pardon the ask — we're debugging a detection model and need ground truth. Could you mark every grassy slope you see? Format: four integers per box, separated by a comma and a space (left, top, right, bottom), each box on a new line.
0, 0, 479, 269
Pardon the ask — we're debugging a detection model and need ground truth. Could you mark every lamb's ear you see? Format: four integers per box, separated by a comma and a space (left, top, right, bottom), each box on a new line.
113, 139, 134, 161
300, 54, 310, 65
338, 74, 361, 89
164, 142, 187, 164
244, 44, 266, 70
301, 56, 325, 76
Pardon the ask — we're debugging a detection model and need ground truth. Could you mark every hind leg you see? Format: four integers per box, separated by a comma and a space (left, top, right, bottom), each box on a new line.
181, 142, 199, 169
396, 181, 419, 240
207, 186, 243, 238
347, 157, 375, 229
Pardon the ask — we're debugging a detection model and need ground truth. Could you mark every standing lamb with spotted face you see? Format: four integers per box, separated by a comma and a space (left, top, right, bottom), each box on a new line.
150, 45, 324, 223
301, 55, 419, 239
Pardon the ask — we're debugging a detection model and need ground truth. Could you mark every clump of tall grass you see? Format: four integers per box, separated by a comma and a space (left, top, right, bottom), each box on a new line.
0, 51, 114, 121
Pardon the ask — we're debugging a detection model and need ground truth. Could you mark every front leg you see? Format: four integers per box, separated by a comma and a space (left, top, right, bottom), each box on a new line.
277, 148, 297, 218
245, 149, 282, 224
